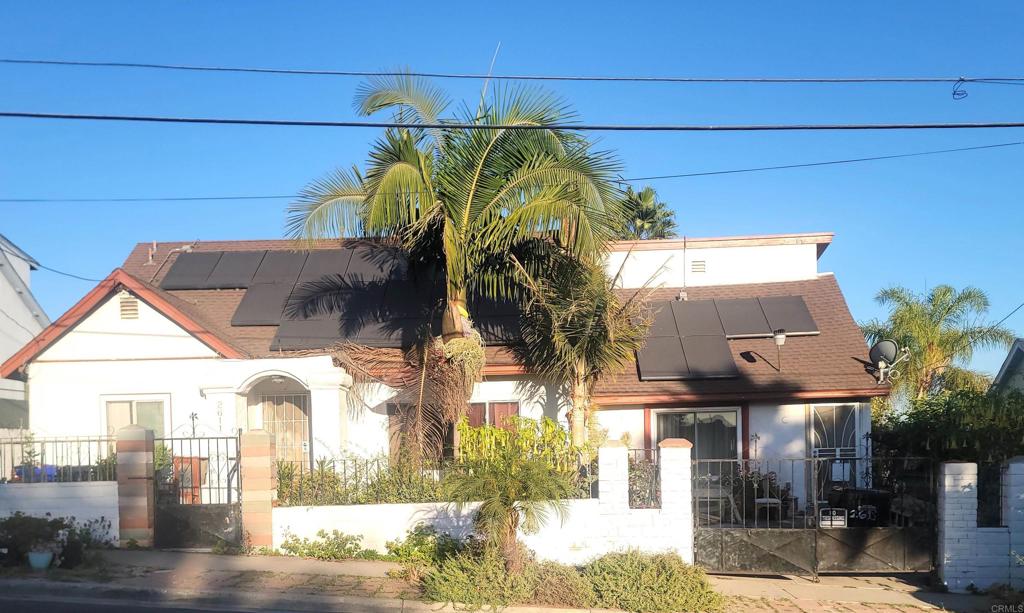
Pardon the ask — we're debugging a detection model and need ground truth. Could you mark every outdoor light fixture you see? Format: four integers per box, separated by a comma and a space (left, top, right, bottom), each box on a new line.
773, 329, 786, 371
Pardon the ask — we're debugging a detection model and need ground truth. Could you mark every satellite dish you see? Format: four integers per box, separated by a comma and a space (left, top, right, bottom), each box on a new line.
869, 339, 899, 366
867, 339, 910, 384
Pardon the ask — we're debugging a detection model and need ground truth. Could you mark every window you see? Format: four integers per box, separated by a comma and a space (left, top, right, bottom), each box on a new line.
467, 401, 520, 429
655, 410, 737, 459
106, 399, 166, 437
811, 404, 858, 458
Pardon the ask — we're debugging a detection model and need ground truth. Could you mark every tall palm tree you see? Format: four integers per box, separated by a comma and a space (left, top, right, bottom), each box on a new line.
861, 285, 1015, 400
287, 74, 623, 344
513, 256, 653, 445
617, 185, 678, 240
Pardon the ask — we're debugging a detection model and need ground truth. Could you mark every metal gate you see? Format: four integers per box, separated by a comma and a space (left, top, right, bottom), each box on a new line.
693, 456, 934, 577
154, 435, 242, 549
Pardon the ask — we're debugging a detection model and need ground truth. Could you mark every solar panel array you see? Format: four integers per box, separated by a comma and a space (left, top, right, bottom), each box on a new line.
635, 297, 817, 381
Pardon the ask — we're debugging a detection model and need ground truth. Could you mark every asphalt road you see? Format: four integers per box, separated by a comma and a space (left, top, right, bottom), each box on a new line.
0, 595, 349, 612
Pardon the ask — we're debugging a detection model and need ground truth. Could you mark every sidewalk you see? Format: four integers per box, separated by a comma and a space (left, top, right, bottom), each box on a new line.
0, 549, 1003, 612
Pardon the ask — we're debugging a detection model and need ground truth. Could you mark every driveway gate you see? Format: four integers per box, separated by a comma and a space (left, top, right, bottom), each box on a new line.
692, 456, 934, 577
153, 435, 242, 548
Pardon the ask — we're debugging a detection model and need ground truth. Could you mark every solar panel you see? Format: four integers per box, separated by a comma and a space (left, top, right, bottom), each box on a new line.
345, 244, 399, 280
230, 283, 294, 326
271, 317, 424, 350
648, 302, 679, 337
758, 296, 819, 336
297, 250, 354, 285
681, 335, 739, 378
203, 251, 266, 289
636, 337, 688, 381
159, 252, 223, 290
715, 298, 772, 338
252, 251, 307, 284
672, 300, 725, 336
476, 316, 521, 343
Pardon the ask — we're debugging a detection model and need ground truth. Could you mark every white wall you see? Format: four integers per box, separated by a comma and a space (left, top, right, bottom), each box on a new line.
0, 251, 45, 371
606, 243, 819, 289
273, 444, 694, 565
0, 482, 119, 544
593, 407, 645, 448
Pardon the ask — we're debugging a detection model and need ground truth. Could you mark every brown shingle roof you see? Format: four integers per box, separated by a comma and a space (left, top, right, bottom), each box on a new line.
119, 240, 881, 401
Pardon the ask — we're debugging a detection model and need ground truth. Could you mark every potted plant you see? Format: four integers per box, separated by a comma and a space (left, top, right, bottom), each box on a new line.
27, 535, 62, 570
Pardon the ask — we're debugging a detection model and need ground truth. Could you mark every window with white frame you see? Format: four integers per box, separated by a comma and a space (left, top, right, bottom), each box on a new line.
105, 399, 167, 437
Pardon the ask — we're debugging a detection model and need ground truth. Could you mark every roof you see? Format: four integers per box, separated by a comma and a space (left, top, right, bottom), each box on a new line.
0, 234, 40, 269
992, 338, 1024, 390
0, 235, 49, 332
0, 268, 246, 379
6, 237, 881, 403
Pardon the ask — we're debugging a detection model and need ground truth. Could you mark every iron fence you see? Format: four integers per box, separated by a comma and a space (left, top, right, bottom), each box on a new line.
0, 435, 116, 483
692, 456, 934, 529
154, 435, 240, 505
276, 454, 599, 507
628, 448, 660, 509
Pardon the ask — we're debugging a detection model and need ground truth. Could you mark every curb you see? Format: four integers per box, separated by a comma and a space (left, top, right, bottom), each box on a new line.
0, 577, 597, 612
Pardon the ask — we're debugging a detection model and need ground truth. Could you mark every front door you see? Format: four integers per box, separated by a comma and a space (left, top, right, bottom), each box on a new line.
259, 393, 311, 470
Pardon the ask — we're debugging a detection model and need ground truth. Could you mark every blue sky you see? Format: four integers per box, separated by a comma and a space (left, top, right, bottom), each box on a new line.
1, 2, 1021, 374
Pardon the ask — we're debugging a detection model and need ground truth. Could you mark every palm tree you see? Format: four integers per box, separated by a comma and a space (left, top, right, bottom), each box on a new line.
287, 74, 623, 344
860, 285, 1015, 400
512, 257, 653, 445
617, 185, 677, 240
444, 436, 575, 572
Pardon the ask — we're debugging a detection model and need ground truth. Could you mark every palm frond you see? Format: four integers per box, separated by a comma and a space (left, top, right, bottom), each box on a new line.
286, 166, 366, 240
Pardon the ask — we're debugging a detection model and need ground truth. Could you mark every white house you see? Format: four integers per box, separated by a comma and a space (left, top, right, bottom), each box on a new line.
1, 232, 883, 484
0, 234, 49, 430
992, 338, 1024, 393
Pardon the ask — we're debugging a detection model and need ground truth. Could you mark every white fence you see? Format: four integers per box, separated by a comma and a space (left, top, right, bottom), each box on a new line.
0, 481, 119, 544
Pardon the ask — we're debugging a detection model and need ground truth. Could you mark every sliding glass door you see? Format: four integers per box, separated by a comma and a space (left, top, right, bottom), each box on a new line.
655, 410, 738, 459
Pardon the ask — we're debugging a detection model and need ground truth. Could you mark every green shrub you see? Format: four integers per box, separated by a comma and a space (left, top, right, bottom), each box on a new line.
279, 529, 381, 561
529, 561, 596, 609
276, 457, 446, 506
584, 550, 724, 613
385, 524, 462, 579
422, 546, 534, 607
0, 513, 111, 569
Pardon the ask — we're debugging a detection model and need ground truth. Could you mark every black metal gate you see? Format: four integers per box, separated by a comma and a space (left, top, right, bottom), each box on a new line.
154, 435, 242, 549
693, 456, 934, 577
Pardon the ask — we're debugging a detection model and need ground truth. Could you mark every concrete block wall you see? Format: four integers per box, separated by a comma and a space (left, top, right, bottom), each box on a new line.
271, 439, 695, 565
0, 482, 119, 544
937, 459, 1024, 592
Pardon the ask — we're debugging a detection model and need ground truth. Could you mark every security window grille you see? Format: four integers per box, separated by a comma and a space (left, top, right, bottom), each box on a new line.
467, 401, 520, 429
259, 393, 311, 469
119, 296, 139, 319
106, 399, 165, 437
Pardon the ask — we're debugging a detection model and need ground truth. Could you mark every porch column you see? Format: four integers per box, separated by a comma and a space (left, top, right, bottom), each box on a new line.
308, 370, 353, 461
240, 430, 276, 548
116, 425, 155, 548
937, 461, 979, 592
659, 438, 694, 563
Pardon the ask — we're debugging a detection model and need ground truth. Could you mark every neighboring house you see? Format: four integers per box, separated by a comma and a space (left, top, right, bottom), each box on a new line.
0, 232, 883, 482
0, 234, 49, 430
992, 338, 1024, 393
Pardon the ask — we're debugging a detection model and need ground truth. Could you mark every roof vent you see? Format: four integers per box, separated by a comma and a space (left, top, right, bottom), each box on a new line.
691, 260, 707, 273
120, 295, 139, 320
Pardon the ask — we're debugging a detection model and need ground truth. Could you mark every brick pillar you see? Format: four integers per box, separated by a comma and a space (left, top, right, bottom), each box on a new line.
1005, 457, 1024, 589
659, 438, 694, 563
938, 461, 979, 592
597, 442, 628, 513
116, 425, 154, 547
240, 430, 276, 548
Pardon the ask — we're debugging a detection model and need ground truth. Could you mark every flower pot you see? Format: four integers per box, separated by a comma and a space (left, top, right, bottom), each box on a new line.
27, 551, 53, 570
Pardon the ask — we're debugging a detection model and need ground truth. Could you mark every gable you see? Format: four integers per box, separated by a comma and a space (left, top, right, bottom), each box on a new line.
36, 290, 218, 362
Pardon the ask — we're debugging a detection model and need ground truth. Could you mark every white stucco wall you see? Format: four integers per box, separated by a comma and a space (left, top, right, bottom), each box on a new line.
0, 481, 119, 544
594, 407, 645, 448
606, 243, 819, 289
0, 252, 45, 373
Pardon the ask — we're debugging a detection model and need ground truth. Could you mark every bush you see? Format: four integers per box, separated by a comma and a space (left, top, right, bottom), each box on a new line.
0, 513, 112, 569
422, 545, 535, 607
385, 524, 462, 580
275, 457, 446, 506
279, 529, 382, 561
584, 550, 723, 613
529, 561, 596, 609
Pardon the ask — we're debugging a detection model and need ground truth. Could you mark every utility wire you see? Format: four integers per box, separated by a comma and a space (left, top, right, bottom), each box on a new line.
0, 306, 38, 338
0, 246, 102, 282
4, 110, 1024, 132
3, 139, 1023, 203
3, 58, 1024, 86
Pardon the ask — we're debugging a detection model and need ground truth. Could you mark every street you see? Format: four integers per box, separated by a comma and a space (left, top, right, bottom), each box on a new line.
0, 595, 359, 613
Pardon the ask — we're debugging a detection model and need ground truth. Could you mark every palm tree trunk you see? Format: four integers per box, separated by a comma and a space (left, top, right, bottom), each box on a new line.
569, 366, 588, 447
441, 293, 469, 342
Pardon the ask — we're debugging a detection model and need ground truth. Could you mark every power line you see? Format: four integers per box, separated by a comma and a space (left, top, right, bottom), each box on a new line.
0, 246, 102, 282
0, 306, 38, 338
4, 110, 1024, 132
2, 139, 1022, 204
622, 140, 1024, 181
4, 58, 1024, 87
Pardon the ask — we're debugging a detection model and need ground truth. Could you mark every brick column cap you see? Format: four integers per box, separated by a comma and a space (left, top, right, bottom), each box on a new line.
659, 438, 693, 449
